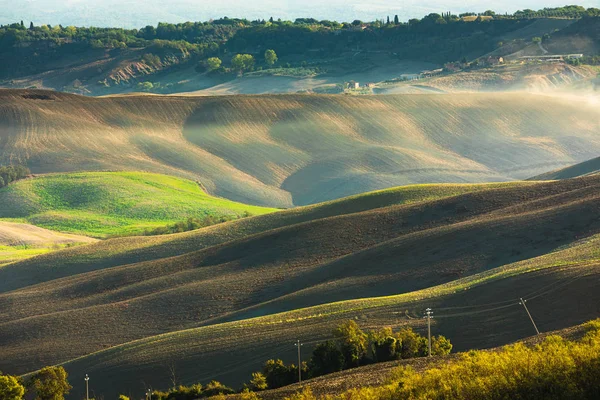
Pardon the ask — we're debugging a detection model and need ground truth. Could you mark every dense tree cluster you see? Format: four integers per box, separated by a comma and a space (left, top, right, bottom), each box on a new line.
151, 381, 235, 400
1, 7, 599, 81
0, 366, 71, 400
136, 212, 252, 237
248, 321, 452, 391
0, 165, 30, 188
284, 319, 600, 400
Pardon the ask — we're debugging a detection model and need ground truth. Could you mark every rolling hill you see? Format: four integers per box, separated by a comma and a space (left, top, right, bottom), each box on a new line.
0, 221, 95, 267
2, 89, 600, 207
531, 155, 600, 180
0, 171, 276, 238
2, 175, 600, 398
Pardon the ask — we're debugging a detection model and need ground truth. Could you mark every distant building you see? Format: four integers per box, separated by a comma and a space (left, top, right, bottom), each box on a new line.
519, 54, 583, 62
461, 15, 494, 22
484, 56, 504, 66
365, 83, 374, 88
421, 68, 443, 77
401, 73, 422, 81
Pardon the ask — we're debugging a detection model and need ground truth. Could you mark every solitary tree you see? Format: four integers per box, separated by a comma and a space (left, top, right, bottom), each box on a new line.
394, 15, 400, 24
231, 54, 255, 73
0, 374, 25, 400
206, 57, 222, 71
264, 49, 278, 66
29, 22, 34, 30
30, 366, 72, 400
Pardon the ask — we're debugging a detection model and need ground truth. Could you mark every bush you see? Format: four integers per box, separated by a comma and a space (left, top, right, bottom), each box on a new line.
248, 372, 268, 391
309, 321, 600, 400
0, 373, 25, 400
0, 165, 30, 188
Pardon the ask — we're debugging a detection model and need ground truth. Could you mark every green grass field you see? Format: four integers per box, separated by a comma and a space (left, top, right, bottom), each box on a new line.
0, 172, 277, 238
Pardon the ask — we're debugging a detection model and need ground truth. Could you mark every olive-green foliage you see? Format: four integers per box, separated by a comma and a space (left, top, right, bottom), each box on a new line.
285, 387, 317, 400
0, 373, 25, 400
30, 366, 72, 400
203, 381, 236, 397
0, 165, 30, 189
152, 382, 235, 400
143, 214, 250, 236
252, 321, 452, 389
395, 327, 428, 359
289, 320, 600, 400
308, 341, 345, 377
334, 320, 368, 368
231, 54, 255, 72
248, 372, 268, 391
261, 359, 298, 389
206, 57, 222, 71
265, 49, 278, 66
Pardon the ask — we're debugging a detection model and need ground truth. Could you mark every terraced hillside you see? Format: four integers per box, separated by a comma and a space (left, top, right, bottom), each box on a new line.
0, 171, 276, 238
531, 156, 600, 180
2, 89, 600, 207
2, 175, 600, 398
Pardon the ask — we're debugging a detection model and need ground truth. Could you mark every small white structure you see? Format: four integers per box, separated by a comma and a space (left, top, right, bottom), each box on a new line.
401, 73, 422, 81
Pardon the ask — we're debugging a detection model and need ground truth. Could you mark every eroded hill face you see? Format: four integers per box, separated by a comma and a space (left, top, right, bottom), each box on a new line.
2, 90, 600, 207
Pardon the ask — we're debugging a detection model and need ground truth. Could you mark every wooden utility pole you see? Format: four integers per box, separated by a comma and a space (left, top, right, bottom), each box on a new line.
519, 298, 540, 335
294, 340, 303, 383
424, 308, 433, 356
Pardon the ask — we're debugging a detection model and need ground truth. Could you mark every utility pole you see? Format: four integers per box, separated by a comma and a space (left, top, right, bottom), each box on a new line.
519, 298, 540, 335
424, 308, 433, 357
84, 374, 89, 400
294, 340, 303, 383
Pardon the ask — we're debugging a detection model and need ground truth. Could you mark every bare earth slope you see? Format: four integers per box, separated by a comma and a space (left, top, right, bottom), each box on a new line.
2, 89, 600, 207
2, 176, 600, 397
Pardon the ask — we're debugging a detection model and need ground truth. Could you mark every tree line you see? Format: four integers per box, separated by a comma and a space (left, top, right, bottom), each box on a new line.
0, 165, 30, 188
245, 320, 451, 392
283, 319, 600, 400
1, 7, 599, 81
0, 366, 71, 400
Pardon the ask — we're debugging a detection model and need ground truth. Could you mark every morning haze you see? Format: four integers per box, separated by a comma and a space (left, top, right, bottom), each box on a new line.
2, 0, 599, 26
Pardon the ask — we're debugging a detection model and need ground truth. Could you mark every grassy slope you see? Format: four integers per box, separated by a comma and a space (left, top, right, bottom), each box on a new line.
3, 176, 600, 395
531, 156, 600, 181
2, 89, 600, 207
59, 245, 600, 400
0, 172, 276, 237
0, 221, 95, 267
